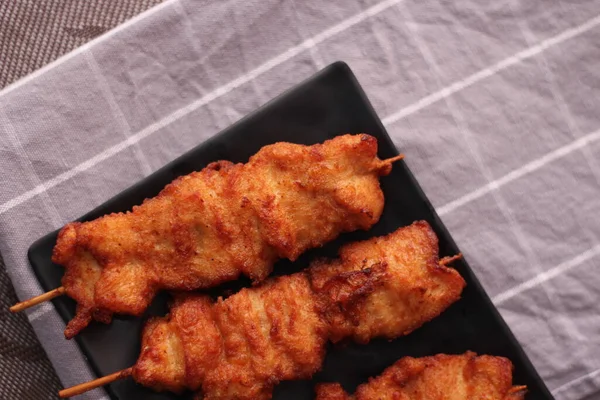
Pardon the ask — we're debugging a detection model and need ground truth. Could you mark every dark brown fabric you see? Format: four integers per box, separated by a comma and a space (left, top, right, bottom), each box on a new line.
0, 255, 62, 399
0, 0, 164, 89
0, 1, 164, 398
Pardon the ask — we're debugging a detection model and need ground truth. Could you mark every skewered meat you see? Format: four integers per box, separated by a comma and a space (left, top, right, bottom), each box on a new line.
131, 221, 465, 399
51, 134, 397, 338
315, 352, 527, 400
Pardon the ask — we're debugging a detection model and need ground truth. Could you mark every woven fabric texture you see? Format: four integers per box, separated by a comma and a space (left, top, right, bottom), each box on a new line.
0, 2, 163, 398
0, 256, 62, 400
0, 0, 163, 89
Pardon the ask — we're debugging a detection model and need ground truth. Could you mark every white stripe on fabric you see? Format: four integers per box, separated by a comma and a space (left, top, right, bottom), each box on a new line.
400, 4, 586, 344
1, 8, 599, 218
382, 13, 600, 126
552, 366, 600, 395
26, 302, 54, 323
0, 0, 179, 98
0, 109, 64, 227
493, 244, 600, 305
508, 1, 600, 345
84, 51, 153, 177
0, 0, 406, 216
512, 2, 600, 192
436, 127, 600, 217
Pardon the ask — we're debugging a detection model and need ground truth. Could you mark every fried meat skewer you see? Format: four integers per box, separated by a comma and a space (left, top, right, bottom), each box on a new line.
12, 134, 403, 338
59, 221, 466, 399
315, 352, 527, 400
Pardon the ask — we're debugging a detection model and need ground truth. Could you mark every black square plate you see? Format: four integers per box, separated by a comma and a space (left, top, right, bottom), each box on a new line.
29, 62, 553, 400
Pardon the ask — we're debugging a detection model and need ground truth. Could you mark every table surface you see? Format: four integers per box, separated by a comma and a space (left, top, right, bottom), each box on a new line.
1, 1, 600, 400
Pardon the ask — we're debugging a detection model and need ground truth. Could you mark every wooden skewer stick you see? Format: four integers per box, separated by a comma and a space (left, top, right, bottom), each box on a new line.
372, 154, 404, 172
59, 367, 133, 398
381, 154, 404, 166
509, 385, 528, 395
439, 253, 463, 266
10, 286, 66, 313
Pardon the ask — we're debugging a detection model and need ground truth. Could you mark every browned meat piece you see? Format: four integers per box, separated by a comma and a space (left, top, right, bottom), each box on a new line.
52, 134, 396, 338
309, 220, 464, 343
132, 221, 465, 399
315, 352, 527, 400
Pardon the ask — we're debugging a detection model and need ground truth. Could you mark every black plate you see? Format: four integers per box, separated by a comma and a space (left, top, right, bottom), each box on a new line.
29, 62, 553, 400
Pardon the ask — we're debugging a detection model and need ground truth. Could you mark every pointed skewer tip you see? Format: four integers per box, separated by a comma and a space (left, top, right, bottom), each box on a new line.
439, 253, 463, 266
381, 154, 405, 165
10, 286, 66, 313
58, 367, 133, 398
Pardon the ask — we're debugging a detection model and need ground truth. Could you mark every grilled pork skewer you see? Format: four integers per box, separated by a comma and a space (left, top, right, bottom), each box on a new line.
315, 352, 527, 400
59, 221, 466, 399
12, 134, 403, 338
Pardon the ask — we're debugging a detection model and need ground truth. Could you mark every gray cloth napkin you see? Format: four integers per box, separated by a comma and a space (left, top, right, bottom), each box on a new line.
1, 1, 600, 399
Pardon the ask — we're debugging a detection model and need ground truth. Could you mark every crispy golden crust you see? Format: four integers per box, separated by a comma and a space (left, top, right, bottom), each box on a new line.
133, 222, 465, 399
53, 134, 393, 337
203, 274, 328, 400
315, 352, 527, 400
133, 317, 186, 394
310, 220, 465, 343
134, 274, 328, 400
315, 384, 351, 400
